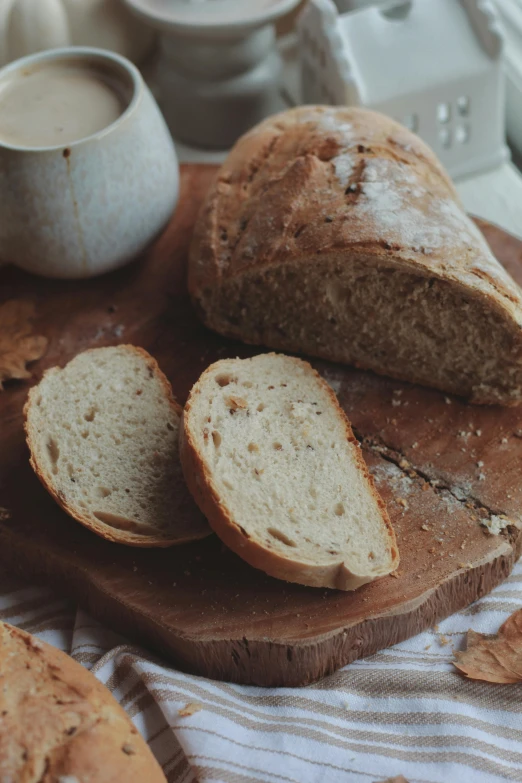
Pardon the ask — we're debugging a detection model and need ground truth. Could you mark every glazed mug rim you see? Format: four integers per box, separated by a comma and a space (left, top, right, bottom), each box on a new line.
0, 46, 143, 154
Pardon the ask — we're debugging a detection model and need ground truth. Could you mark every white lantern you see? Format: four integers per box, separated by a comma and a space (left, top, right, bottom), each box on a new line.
298, 0, 509, 179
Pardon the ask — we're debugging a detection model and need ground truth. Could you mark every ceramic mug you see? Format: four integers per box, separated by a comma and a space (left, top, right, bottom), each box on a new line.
0, 47, 179, 278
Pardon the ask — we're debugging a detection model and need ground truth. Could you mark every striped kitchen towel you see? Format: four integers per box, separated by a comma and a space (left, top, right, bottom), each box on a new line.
1, 560, 521, 783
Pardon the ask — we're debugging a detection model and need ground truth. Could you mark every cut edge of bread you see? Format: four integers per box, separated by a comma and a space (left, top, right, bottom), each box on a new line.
188, 105, 522, 407
180, 353, 399, 590
24, 345, 212, 548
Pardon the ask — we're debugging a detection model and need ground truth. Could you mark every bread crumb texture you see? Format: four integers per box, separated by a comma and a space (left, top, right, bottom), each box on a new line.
183, 353, 398, 589
0, 622, 165, 782
24, 345, 209, 546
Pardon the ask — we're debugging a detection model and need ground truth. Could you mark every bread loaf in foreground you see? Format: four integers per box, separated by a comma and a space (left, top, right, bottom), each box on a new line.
24, 345, 210, 546
0, 621, 165, 783
180, 353, 399, 590
189, 106, 522, 405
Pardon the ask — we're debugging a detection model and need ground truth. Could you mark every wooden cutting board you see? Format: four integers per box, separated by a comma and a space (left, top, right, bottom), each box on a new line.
0, 164, 521, 688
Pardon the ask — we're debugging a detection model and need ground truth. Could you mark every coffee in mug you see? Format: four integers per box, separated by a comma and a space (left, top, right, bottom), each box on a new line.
0, 59, 129, 148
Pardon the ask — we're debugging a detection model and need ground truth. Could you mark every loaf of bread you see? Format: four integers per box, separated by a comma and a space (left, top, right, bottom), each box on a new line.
189, 106, 522, 405
180, 353, 399, 590
0, 621, 166, 783
24, 345, 210, 546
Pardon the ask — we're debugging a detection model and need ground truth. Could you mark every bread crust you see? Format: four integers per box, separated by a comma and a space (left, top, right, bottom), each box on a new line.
188, 106, 522, 405
0, 621, 165, 782
24, 345, 211, 547
180, 353, 399, 590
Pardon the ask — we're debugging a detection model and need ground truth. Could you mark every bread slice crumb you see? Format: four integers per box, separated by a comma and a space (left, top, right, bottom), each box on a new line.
181, 353, 399, 590
24, 345, 210, 547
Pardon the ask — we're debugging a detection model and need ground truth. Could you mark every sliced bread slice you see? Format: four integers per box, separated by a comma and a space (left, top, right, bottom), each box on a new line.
24, 345, 211, 547
180, 353, 399, 589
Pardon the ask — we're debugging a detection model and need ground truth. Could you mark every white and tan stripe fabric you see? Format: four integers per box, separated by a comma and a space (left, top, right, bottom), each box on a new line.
1, 562, 521, 783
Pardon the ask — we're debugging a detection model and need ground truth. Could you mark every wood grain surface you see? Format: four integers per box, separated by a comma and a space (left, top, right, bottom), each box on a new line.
0, 165, 520, 687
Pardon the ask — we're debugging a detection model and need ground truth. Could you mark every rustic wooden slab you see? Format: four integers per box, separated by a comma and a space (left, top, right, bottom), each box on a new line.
0, 165, 520, 687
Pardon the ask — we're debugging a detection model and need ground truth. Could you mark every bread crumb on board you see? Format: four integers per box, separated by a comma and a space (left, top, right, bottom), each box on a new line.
481, 515, 511, 535
178, 702, 203, 717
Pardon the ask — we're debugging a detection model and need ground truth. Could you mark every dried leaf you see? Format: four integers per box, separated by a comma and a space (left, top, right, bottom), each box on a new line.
375, 776, 409, 783
178, 702, 203, 717
454, 609, 522, 683
0, 300, 47, 390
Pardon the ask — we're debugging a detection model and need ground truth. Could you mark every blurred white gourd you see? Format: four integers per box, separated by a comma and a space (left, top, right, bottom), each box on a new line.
0, 0, 154, 66
6, 0, 69, 62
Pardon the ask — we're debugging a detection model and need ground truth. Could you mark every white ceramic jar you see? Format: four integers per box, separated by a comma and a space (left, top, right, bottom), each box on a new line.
0, 47, 179, 279
123, 0, 302, 148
